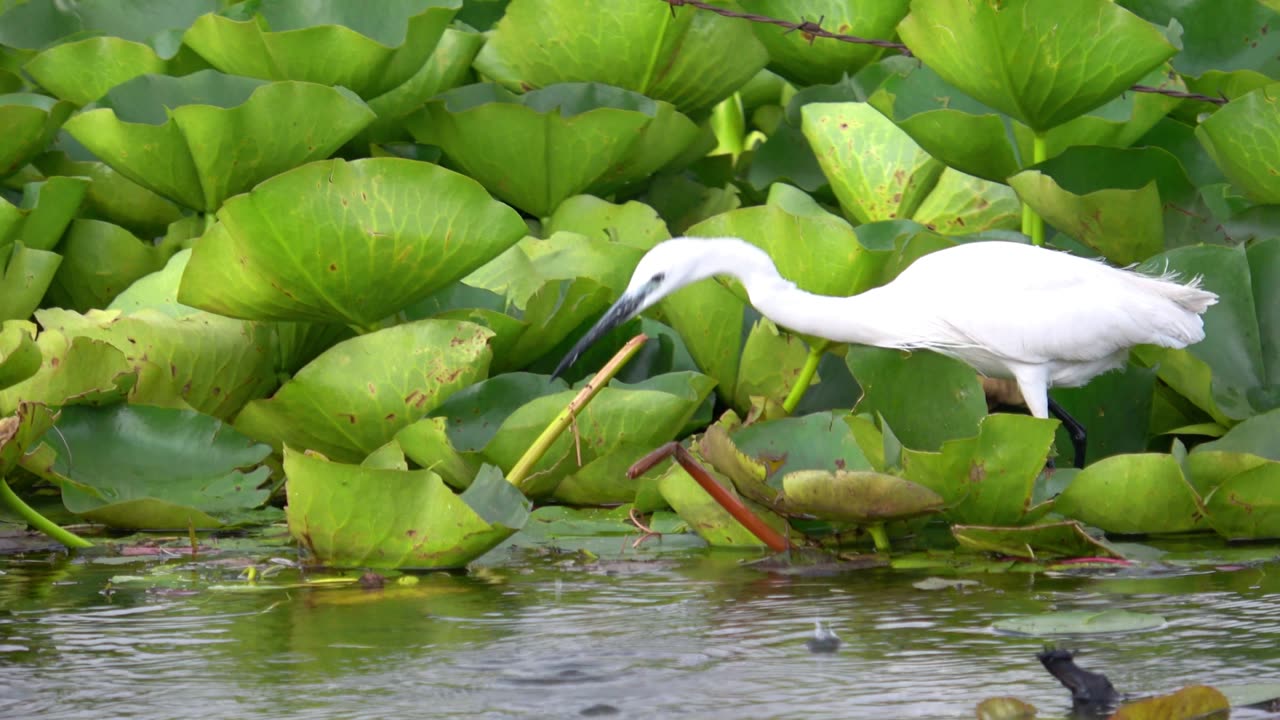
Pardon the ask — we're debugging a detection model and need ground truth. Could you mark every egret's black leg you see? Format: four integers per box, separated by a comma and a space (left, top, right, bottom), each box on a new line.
1048, 399, 1087, 469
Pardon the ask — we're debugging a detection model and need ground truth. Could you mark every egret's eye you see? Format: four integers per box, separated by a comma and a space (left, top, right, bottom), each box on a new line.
650, 272, 665, 285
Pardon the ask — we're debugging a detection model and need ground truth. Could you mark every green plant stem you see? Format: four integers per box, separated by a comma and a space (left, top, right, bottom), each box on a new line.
506, 334, 649, 492
0, 478, 93, 549
867, 522, 891, 553
782, 342, 825, 415
1023, 133, 1048, 246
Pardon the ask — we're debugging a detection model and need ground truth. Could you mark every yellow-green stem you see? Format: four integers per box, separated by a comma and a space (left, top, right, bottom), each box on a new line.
1023, 133, 1048, 246
0, 478, 93, 548
506, 335, 648, 492
782, 342, 825, 415
868, 522, 891, 553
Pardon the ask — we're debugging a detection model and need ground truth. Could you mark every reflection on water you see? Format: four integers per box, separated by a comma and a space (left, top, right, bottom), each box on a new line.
2, 543, 1280, 719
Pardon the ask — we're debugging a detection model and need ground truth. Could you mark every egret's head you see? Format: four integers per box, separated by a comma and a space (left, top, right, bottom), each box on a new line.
552, 237, 745, 378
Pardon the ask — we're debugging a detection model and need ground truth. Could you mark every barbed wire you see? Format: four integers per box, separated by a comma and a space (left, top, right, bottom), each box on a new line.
663, 0, 1229, 106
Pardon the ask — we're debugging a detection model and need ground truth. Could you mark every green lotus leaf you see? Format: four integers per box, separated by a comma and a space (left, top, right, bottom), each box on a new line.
409, 82, 698, 217
63, 71, 376, 211
1119, 0, 1280, 77
1184, 410, 1280, 497
46, 219, 177, 312
693, 422, 775, 506
403, 283, 530, 363
738, 0, 910, 85
1010, 146, 1198, 265
0, 93, 75, 178
178, 157, 527, 326
1053, 453, 1204, 534
31, 152, 183, 237
733, 318, 814, 412
802, 101, 944, 224
869, 62, 1185, 184
728, 411, 873, 483
1202, 461, 1280, 540
285, 445, 527, 570
543, 195, 671, 252
0, 0, 220, 49
897, 0, 1179, 131
911, 167, 1020, 235
657, 460, 788, 548
24, 37, 167, 105
35, 305, 276, 420
1196, 83, 1280, 204
952, 520, 1123, 560
46, 403, 271, 530
235, 319, 493, 463
902, 413, 1059, 526
1133, 239, 1280, 423
0, 175, 88, 255
779, 469, 943, 523
0, 401, 56, 476
1048, 364, 1157, 467
472, 0, 767, 115
0, 322, 40, 392
0, 327, 136, 414
0, 242, 61, 322
847, 347, 987, 452
354, 26, 485, 147
0, 0, 82, 51
183, 0, 460, 100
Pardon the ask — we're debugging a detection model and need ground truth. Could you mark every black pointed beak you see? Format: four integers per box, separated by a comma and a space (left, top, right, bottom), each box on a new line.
551, 291, 645, 380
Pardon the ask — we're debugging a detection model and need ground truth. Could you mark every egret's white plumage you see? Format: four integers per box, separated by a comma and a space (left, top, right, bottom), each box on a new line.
555, 236, 1218, 429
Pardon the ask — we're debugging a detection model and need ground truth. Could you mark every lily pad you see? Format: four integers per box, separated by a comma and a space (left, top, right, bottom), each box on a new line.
1053, 453, 1205, 534
902, 414, 1059, 526
178, 157, 528, 326
0, 328, 137, 414
63, 71, 376, 211
730, 411, 874, 481
738, 0, 910, 85
31, 152, 183, 238
1110, 685, 1230, 720
0, 175, 90, 253
1196, 83, 1280, 204
543, 195, 671, 252
846, 347, 987, 452
0, 322, 40, 391
952, 521, 1124, 560
0, 401, 56, 475
46, 219, 177, 312
657, 460, 789, 549
46, 403, 272, 530
284, 446, 528, 570
472, 0, 767, 115
1119, 0, 1280, 78
778, 470, 943, 523
992, 609, 1166, 636
0, 93, 74, 177
408, 82, 698, 217
0, 242, 61, 323
182, 0, 460, 100
897, 0, 1179, 131
234, 319, 494, 463
35, 306, 276, 421
1201, 460, 1280, 540
24, 36, 169, 105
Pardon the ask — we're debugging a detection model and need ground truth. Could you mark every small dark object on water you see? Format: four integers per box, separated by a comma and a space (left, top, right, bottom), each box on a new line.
806, 622, 841, 653
1037, 647, 1120, 715
580, 704, 620, 717
358, 571, 385, 589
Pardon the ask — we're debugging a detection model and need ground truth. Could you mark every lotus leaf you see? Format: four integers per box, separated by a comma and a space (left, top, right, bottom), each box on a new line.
46, 219, 177, 312
0, 175, 89, 253
31, 152, 183, 237
543, 195, 672, 252
902, 414, 1059, 526
1133, 239, 1280, 423
778, 470, 943, 523
897, 0, 1179, 131
0, 329, 137, 414
1196, 83, 1280, 204
183, 0, 460, 100
802, 101, 943, 225
235, 319, 492, 463
472, 0, 768, 115
733, 318, 814, 411
911, 168, 1021, 235
0, 243, 61, 322
0, 401, 55, 475
0, 93, 74, 177
47, 403, 271, 530
657, 461, 788, 548
25, 37, 168, 105
1047, 365, 1157, 467
409, 83, 699, 217
846, 347, 987, 452
284, 446, 528, 570
178, 157, 528, 326
738, 0, 910, 86
0, 322, 40, 391
1202, 461, 1280, 540
868, 63, 1185, 183
63, 71, 376, 211
1054, 453, 1205, 534
729, 411, 874, 482
952, 521, 1123, 560
1119, 0, 1280, 77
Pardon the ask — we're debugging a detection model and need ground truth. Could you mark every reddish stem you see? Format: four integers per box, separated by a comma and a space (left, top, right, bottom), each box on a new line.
629, 442, 792, 553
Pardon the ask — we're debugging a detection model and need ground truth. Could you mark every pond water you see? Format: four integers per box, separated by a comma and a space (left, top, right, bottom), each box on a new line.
3, 529, 1280, 720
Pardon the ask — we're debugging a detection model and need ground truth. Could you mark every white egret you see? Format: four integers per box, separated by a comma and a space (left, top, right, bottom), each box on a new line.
552, 236, 1218, 468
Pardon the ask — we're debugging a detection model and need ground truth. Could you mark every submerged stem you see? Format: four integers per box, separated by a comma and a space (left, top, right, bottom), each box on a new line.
0, 478, 93, 548
506, 335, 648, 492
867, 522, 891, 553
783, 342, 825, 415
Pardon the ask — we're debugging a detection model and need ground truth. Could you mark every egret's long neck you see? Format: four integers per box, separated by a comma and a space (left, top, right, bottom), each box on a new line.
695, 239, 914, 348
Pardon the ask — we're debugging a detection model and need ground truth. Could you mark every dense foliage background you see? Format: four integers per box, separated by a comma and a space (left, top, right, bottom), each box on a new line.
1, 0, 1277, 568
